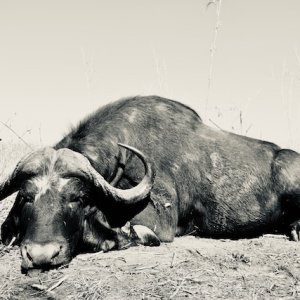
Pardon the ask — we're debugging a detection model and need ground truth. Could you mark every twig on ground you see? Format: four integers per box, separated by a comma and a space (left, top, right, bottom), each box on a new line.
170, 252, 176, 268
135, 263, 159, 271
0, 237, 16, 257
142, 292, 162, 298
8, 236, 16, 247
47, 275, 68, 292
262, 234, 288, 240
76, 251, 104, 261
170, 272, 192, 299
278, 265, 298, 281
31, 284, 47, 291
119, 242, 132, 249
187, 278, 203, 285
182, 289, 195, 296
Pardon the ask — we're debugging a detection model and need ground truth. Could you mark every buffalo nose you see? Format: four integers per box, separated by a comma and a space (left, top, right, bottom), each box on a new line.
22, 243, 61, 267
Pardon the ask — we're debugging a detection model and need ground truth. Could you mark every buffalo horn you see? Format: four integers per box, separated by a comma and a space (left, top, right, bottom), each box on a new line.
86, 143, 155, 205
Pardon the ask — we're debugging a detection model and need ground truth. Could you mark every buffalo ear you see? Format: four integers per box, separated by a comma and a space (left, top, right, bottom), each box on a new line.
132, 225, 160, 246
1, 197, 22, 246
1, 216, 19, 245
1, 208, 20, 245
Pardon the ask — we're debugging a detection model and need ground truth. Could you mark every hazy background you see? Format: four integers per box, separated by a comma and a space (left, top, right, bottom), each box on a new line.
0, 0, 300, 150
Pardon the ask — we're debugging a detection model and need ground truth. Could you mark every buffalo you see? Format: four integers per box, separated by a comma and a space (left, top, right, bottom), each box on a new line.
1, 96, 300, 271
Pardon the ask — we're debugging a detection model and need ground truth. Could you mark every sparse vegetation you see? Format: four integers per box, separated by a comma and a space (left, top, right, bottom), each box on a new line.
1, 231, 300, 299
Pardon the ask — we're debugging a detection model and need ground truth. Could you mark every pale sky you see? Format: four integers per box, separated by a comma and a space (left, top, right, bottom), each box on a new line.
0, 0, 300, 150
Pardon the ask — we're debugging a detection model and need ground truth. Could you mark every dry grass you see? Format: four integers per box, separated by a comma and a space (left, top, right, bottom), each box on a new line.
0, 141, 32, 176
1, 236, 300, 299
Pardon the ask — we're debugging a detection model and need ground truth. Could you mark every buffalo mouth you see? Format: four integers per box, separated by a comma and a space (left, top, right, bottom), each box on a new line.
20, 241, 72, 273
21, 262, 69, 275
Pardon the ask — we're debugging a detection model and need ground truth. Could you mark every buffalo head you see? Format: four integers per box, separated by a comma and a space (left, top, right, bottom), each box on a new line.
0, 144, 155, 271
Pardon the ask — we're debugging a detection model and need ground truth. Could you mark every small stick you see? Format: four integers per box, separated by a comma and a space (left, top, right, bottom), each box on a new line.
182, 289, 194, 296
0, 121, 33, 149
0, 237, 16, 255
135, 263, 159, 271
209, 119, 222, 130
31, 284, 47, 291
143, 292, 162, 298
119, 242, 132, 249
170, 253, 176, 268
170, 273, 192, 299
76, 251, 104, 260
8, 237, 16, 247
30, 291, 46, 297
47, 276, 68, 292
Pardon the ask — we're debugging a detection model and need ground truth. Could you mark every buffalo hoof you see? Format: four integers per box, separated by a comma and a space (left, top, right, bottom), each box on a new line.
132, 225, 160, 246
290, 221, 300, 241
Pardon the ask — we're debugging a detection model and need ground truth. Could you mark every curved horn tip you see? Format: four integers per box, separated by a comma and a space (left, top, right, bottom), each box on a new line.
117, 143, 148, 159
104, 142, 155, 203
117, 143, 132, 150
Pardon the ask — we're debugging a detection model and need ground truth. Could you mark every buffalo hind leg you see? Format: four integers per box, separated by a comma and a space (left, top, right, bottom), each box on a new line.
274, 149, 300, 241
289, 221, 300, 242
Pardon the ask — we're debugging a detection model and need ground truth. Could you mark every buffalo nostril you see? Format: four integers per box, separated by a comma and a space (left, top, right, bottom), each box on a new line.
23, 245, 34, 262
26, 250, 33, 262
51, 247, 60, 260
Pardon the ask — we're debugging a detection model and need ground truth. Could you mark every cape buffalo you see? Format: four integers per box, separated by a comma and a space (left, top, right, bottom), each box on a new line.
1, 96, 300, 271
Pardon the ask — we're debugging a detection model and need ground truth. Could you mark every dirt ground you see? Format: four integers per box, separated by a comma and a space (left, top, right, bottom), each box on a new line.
1, 233, 300, 299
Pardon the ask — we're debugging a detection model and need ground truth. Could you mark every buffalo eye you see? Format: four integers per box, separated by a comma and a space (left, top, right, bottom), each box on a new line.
20, 194, 34, 204
68, 197, 85, 211
69, 194, 85, 205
